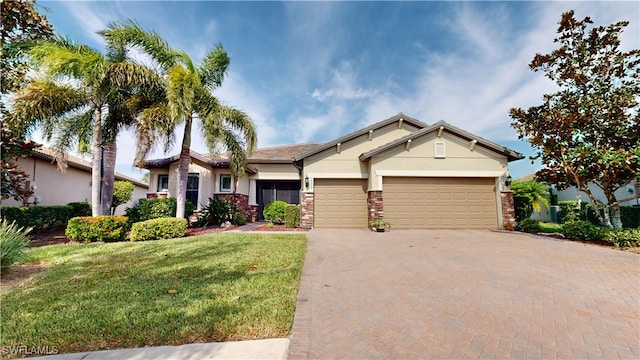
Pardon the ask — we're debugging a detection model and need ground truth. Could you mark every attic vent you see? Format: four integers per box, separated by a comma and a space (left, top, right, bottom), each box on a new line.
434, 141, 446, 158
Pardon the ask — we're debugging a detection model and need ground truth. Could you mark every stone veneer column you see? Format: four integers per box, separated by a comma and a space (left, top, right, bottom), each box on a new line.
367, 190, 383, 222
500, 191, 517, 230
300, 192, 314, 229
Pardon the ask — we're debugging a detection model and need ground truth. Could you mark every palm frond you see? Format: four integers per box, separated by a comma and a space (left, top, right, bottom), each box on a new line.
134, 103, 174, 166
196, 90, 257, 154
29, 37, 105, 80
10, 79, 89, 136
100, 20, 181, 72
198, 43, 230, 91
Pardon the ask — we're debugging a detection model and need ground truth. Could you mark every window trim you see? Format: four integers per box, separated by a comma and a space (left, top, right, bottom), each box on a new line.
157, 174, 169, 192
220, 174, 232, 192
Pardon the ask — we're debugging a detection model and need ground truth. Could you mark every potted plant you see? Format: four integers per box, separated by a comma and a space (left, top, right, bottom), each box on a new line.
369, 218, 390, 232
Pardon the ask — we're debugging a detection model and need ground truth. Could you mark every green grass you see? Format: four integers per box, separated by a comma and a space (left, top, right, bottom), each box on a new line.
0, 233, 306, 356
538, 222, 563, 233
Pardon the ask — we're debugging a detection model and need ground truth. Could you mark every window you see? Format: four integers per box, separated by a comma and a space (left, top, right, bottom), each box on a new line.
157, 174, 169, 191
434, 141, 446, 158
220, 174, 232, 192
187, 173, 199, 206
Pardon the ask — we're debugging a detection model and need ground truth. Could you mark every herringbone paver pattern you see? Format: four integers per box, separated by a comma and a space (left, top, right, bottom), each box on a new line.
288, 229, 640, 359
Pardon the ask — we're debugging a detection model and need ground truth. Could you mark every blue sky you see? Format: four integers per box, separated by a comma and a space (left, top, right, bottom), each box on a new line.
36, 1, 639, 180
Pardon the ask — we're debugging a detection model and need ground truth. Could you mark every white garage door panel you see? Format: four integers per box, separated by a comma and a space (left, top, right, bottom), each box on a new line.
384, 177, 498, 229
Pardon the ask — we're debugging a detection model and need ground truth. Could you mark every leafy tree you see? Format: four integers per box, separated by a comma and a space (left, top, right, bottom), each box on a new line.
101, 21, 257, 218
509, 11, 640, 228
111, 180, 135, 215
510, 180, 551, 221
1, 0, 52, 203
9, 37, 161, 216
1, 0, 53, 94
0, 123, 40, 203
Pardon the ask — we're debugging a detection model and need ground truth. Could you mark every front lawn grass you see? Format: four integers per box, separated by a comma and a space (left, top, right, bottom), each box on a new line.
538, 222, 563, 233
0, 233, 306, 356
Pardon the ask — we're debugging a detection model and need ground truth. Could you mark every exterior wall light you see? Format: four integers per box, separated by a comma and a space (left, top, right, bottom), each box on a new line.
505, 175, 513, 187
305, 176, 309, 189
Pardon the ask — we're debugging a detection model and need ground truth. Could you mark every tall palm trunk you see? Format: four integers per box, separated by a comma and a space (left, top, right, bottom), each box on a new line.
102, 141, 117, 215
175, 117, 192, 219
91, 107, 103, 216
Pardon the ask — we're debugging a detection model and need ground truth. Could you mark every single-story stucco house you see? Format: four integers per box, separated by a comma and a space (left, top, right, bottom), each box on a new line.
144, 113, 524, 229
2, 146, 149, 215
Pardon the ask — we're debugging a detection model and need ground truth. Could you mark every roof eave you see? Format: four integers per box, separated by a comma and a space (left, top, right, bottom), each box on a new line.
295, 113, 427, 161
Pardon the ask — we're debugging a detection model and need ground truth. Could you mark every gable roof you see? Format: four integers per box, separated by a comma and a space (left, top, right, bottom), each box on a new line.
31, 146, 149, 188
359, 120, 524, 162
142, 144, 323, 170
247, 143, 322, 164
294, 113, 427, 161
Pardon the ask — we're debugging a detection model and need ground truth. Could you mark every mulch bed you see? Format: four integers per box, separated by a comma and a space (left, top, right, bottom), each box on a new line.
254, 224, 309, 232
28, 224, 236, 247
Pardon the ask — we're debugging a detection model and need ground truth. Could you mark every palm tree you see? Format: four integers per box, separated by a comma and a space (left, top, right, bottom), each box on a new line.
511, 179, 551, 217
9, 37, 161, 215
101, 21, 257, 218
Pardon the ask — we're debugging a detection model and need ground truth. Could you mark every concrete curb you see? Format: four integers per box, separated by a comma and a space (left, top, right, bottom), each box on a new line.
29, 338, 290, 360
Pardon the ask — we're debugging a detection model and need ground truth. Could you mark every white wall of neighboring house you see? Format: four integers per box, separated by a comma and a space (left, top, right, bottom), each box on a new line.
2, 152, 148, 215
530, 179, 639, 222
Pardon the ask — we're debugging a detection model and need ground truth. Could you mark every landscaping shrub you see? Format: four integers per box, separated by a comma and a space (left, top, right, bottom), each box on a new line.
232, 214, 249, 226
513, 194, 533, 222
561, 220, 605, 241
603, 228, 640, 248
67, 202, 92, 218
125, 197, 194, 224
0, 220, 32, 274
620, 206, 640, 229
130, 217, 187, 241
263, 200, 287, 225
1, 205, 72, 231
557, 200, 602, 225
195, 198, 247, 226
285, 204, 300, 228
518, 218, 542, 233
65, 216, 129, 243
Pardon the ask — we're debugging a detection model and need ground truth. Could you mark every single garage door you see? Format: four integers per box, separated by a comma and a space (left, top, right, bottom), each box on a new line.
314, 179, 368, 228
384, 177, 497, 229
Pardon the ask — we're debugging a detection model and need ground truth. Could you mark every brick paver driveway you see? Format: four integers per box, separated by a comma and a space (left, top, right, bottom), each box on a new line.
288, 229, 639, 359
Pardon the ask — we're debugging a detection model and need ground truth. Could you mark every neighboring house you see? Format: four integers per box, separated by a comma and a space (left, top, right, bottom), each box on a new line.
518, 174, 639, 222
2, 146, 149, 215
145, 113, 523, 229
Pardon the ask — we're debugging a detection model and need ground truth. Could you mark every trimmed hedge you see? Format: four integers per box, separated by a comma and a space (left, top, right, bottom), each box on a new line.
65, 216, 129, 243
561, 220, 605, 241
620, 206, 640, 229
513, 194, 533, 222
518, 218, 541, 233
285, 204, 300, 228
67, 202, 91, 218
130, 217, 187, 241
1, 205, 72, 231
125, 197, 194, 224
263, 200, 287, 225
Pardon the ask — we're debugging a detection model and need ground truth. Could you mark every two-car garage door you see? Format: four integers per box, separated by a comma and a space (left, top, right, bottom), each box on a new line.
313, 177, 497, 229
384, 177, 498, 229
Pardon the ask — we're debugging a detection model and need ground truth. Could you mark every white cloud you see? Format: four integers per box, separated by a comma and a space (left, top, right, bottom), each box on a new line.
311, 63, 379, 101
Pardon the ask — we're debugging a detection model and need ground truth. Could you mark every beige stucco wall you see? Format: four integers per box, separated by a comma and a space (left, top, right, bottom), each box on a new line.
303, 122, 418, 184
368, 131, 509, 190
3, 156, 147, 215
